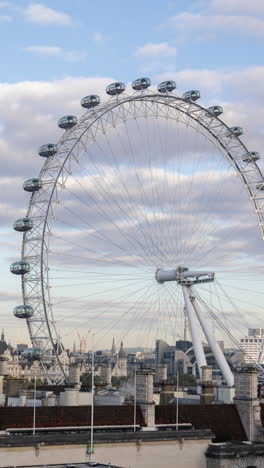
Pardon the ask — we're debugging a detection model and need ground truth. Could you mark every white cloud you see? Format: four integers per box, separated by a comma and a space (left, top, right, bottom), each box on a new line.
93, 32, 108, 43
135, 42, 177, 58
169, 12, 264, 37
0, 14, 11, 21
24, 46, 86, 62
210, 0, 264, 15
23, 3, 72, 26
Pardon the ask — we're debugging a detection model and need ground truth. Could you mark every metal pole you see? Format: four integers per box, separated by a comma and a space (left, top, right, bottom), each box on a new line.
176, 371, 179, 431
89, 334, 95, 462
182, 286, 207, 379
134, 369, 136, 432
189, 288, 234, 387
33, 368, 36, 435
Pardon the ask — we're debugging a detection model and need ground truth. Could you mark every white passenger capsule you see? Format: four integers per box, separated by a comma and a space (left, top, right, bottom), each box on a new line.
10, 261, 31, 275
13, 218, 33, 232
182, 90, 200, 102
158, 80, 176, 93
22, 347, 43, 360
226, 126, 243, 137
58, 115, 77, 129
23, 178, 43, 192
132, 77, 151, 90
38, 144, 57, 157
243, 152, 260, 163
256, 182, 264, 191
207, 106, 223, 117
81, 95, 100, 109
14, 305, 34, 319
106, 82, 125, 96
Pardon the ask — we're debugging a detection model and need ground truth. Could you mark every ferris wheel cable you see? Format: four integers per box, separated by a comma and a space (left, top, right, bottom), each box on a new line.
103, 116, 164, 265
51, 267, 150, 276
149, 112, 177, 266
60, 181, 155, 269
52, 207, 153, 268
113, 281, 161, 347
134, 287, 169, 349
93, 280, 158, 347
197, 284, 264, 312
215, 281, 264, 295
69, 157, 160, 266
56, 278, 154, 328
166, 282, 184, 327
53, 216, 153, 272
53, 278, 153, 318
83, 122, 163, 266
178, 148, 214, 266
122, 114, 164, 261
141, 115, 167, 265
214, 281, 250, 330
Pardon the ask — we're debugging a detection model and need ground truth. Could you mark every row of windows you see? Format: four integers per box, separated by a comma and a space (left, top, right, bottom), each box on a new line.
240, 339, 262, 343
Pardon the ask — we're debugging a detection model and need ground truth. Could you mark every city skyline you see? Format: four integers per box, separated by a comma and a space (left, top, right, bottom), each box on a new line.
0, 1, 264, 352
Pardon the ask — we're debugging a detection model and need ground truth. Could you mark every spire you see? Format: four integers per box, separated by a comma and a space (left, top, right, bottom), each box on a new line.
111, 337, 116, 355
1, 330, 4, 342
73, 341, 76, 353
118, 341, 126, 359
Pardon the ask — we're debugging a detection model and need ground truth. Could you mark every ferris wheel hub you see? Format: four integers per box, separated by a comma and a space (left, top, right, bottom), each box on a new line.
155, 267, 214, 285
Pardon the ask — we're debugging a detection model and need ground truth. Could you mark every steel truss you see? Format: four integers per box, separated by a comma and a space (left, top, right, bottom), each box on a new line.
21, 89, 264, 384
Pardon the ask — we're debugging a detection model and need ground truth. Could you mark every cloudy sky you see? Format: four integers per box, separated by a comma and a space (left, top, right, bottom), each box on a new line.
1, 0, 264, 351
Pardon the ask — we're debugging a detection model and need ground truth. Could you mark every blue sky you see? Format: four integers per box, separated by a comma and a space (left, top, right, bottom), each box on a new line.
0, 0, 263, 83
1, 0, 264, 348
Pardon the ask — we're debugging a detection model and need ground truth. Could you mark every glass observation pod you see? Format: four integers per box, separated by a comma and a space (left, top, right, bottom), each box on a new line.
207, 106, 223, 117
10, 261, 31, 275
38, 143, 57, 157
13, 217, 33, 232
23, 178, 43, 192
157, 81, 176, 93
22, 347, 43, 359
226, 126, 243, 137
81, 95, 100, 109
132, 77, 151, 90
106, 82, 125, 96
256, 182, 264, 191
58, 115, 77, 130
243, 151, 260, 163
182, 90, 201, 102
13, 305, 34, 319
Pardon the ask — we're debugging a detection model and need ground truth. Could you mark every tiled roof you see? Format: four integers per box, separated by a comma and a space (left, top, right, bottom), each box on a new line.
0, 405, 145, 430
155, 404, 247, 442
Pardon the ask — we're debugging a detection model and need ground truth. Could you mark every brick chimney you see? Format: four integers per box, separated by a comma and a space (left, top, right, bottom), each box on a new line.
233, 364, 263, 441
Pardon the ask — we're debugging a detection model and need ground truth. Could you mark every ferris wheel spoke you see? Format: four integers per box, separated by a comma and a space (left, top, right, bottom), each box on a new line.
61, 280, 156, 344
95, 280, 158, 348
59, 180, 155, 268
71, 159, 159, 267
54, 204, 153, 269
82, 121, 163, 266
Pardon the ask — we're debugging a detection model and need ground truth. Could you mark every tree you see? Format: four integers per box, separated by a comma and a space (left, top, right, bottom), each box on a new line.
80, 372, 102, 389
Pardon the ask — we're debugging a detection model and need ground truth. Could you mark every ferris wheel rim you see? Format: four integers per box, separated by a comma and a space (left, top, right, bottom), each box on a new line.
20, 89, 264, 383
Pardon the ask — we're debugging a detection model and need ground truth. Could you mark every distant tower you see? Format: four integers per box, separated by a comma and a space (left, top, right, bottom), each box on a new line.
117, 341, 127, 376
111, 337, 116, 355
73, 341, 76, 353
1, 330, 4, 342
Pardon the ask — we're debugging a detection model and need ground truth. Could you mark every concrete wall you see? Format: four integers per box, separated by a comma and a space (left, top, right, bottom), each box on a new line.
0, 438, 210, 468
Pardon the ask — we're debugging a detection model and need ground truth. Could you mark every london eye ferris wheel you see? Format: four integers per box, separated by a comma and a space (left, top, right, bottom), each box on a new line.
10, 77, 264, 384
